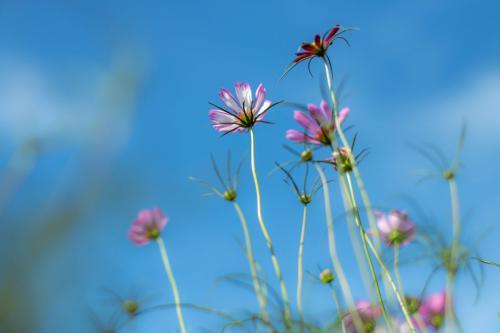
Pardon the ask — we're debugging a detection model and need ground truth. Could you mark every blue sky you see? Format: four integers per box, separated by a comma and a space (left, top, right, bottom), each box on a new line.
0, 1, 499, 332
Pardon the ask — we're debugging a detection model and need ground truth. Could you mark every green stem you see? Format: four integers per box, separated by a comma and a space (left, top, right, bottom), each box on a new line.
329, 286, 347, 333
342, 173, 394, 333
297, 205, 308, 330
233, 201, 270, 327
314, 164, 364, 333
393, 244, 404, 300
156, 237, 187, 333
249, 128, 292, 329
446, 178, 463, 333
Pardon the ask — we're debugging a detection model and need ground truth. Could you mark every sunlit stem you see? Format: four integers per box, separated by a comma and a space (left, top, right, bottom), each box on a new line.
233, 201, 270, 327
156, 237, 187, 333
393, 243, 404, 301
297, 205, 308, 330
249, 128, 292, 329
329, 285, 347, 333
341, 173, 394, 333
446, 178, 463, 333
314, 164, 364, 333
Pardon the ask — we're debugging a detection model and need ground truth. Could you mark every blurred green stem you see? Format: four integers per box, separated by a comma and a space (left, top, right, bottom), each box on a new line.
297, 205, 308, 330
446, 178, 463, 333
341, 173, 394, 333
329, 285, 347, 333
233, 201, 270, 328
156, 237, 187, 333
249, 128, 292, 330
315, 164, 364, 333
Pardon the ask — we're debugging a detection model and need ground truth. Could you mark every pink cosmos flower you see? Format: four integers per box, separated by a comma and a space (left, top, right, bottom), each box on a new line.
209, 82, 275, 133
343, 301, 381, 333
128, 208, 168, 245
419, 291, 447, 330
293, 25, 341, 64
286, 100, 349, 145
375, 210, 416, 247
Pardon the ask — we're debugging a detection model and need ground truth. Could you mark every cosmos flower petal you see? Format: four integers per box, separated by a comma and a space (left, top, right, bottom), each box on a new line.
253, 84, 266, 113
219, 88, 242, 113
294, 111, 321, 132
234, 82, 252, 108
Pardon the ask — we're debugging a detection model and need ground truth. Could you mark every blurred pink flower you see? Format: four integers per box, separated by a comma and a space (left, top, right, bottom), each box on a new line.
375, 210, 416, 247
209, 82, 274, 133
419, 291, 447, 330
129, 208, 168, 245
343, 300, 381, 333
293, 25, 341, 64
286, 100, 349, 146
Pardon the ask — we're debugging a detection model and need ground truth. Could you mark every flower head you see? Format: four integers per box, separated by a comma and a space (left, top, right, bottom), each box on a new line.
293, 25, 341, 64
286, 100, 349, 146
419, 291, 447, 330
319, 268, 334, 284
375, 210, 416, 247
343, 301, 381, 333
209, 83, 277, 133
332, 147, 353, 173
128, 208, 168, 245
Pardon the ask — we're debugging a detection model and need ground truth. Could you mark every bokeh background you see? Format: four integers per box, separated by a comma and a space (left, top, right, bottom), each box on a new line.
1, 0, 499, 332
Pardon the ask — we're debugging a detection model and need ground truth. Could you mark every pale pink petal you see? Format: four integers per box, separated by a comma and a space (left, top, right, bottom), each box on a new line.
256, 100, 272, 118
338, 107, 350, 124
286, 129, 321, 144
218, 88, 242, 113
253, 84, 266, 112
307, 103, 328, 127
294, 111, 321, 133
234, 82, 252, 108
319, 100, 333, 124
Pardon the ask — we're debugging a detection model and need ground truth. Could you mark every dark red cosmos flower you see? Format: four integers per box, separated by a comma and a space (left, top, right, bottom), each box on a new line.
293, 24, 341, 64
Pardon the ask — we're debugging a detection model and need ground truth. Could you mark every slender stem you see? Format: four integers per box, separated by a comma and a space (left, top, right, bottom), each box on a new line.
329, 285, 347, 333
363, 232, 416, 332
249, 128, 292, 328
314, 164, 364, 333
393, 244, 404, 299
446, 178, 462, 333
233, 201, 270, 326
156, 237, 187, 333
297, 205, 308, 330
342, 173, 394, 333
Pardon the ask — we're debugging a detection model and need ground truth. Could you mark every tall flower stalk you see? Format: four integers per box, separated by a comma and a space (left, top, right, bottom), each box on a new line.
250, 128, 292, 328
315, 164, 364, 333
445, 176, 462, 333
156, 237, 187, 333
296, 205, 308, 328
339, 173, 394, 333
129, 209, 187, 333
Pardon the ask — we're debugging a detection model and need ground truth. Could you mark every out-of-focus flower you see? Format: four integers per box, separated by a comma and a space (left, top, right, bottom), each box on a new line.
286, 100, 349, 146
419, 291, 447, 330
332, 147, 353, 173
293, 25, 341, 64
209, 83, 278, 133
128, 208, 168, 245
375, 210, 416, 247
343, 301, 381, 333
319, 268, 334, 284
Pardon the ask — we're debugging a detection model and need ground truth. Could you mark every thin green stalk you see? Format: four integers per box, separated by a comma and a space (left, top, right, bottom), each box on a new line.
362, 231, 416, 332
329, 285, 347, 333
156, 237, 187, 333
446, 178, 462, 333
249, 128, 292, 329
393, 244, 404, 300
297, 205, 308, 330
315, 164, 364, 333
341, 173, 394, 333
233, 201, 270, 326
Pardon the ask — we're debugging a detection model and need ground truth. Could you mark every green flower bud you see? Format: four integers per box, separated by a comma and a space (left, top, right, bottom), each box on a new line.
223, 189, 237, 201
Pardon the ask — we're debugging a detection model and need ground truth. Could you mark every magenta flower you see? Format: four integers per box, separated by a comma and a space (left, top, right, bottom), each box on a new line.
209, 82, 277, 133
419, 291, 447, 330
375, 210, 416, 247
128, 208, 168, 245
286, 100, 349, 145
293, 25, 341, 63
343, 301, 381, 333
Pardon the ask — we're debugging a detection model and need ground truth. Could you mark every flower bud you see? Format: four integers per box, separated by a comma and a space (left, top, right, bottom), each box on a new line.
299, 194, 311, 205
122, 299, 139, 315
223, 189, 237, 201
332, 147, 353, 173
319, 268, 334, 284
300, 148, 313, 162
